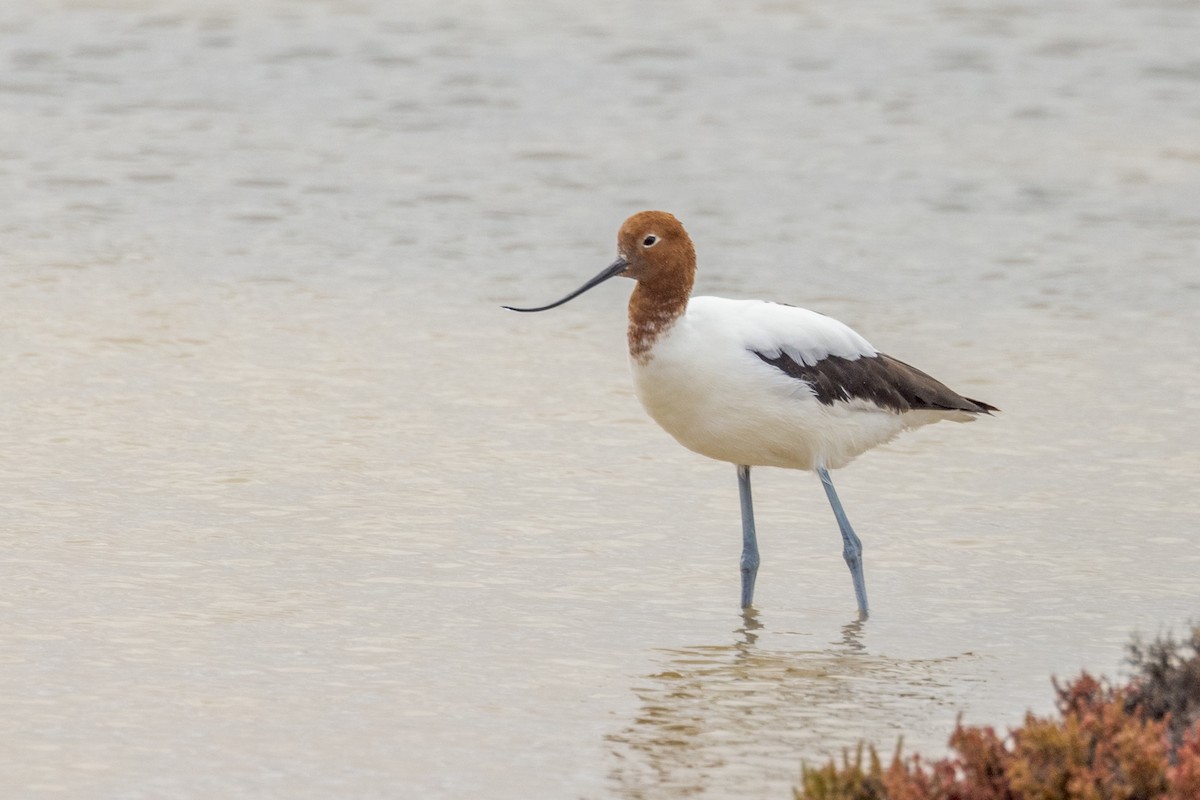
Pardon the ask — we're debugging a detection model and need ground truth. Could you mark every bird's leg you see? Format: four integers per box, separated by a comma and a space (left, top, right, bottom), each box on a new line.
737, 464, 760, 608
817, 467, 869, 616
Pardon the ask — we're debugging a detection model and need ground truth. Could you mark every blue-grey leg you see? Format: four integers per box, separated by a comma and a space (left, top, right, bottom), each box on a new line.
737, 464, 760, 608
817, 467, 869, 615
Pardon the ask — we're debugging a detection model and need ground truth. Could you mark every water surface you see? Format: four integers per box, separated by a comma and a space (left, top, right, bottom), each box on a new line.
1, 1, 1198, 797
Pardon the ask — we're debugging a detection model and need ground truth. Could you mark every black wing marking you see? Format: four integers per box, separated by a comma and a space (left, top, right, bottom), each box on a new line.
753, 350, 998, 415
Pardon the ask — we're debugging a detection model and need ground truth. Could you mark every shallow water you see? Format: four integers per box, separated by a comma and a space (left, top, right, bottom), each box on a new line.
1, 1, 1198, 797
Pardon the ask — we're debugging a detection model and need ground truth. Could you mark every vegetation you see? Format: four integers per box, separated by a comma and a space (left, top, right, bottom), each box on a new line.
797, 626, 1200, 800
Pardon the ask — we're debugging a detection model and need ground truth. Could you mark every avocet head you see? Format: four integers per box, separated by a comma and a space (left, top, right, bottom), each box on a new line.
503, 210, 695, 313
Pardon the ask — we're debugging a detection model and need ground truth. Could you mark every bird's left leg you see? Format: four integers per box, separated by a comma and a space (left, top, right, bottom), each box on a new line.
737, 464, 759, 608
817, 467, 869, 615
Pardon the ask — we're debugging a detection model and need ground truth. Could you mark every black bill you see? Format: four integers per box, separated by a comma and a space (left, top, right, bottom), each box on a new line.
503, 257, 629, 313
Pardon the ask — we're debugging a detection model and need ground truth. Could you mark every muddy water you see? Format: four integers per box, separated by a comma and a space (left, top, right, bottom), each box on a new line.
1, 1, 1198, 797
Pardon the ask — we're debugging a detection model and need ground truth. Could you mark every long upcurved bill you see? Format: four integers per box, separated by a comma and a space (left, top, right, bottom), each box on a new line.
503, 257, 629, 313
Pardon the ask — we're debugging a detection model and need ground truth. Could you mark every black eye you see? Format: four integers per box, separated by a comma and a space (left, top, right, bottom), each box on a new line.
642, 235, 658, 247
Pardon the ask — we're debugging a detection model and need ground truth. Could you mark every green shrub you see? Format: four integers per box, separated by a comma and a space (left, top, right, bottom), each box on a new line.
1126, 627, 1200, 758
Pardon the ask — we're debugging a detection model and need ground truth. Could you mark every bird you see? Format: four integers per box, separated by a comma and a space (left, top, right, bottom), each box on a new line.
504, 211, 996, 615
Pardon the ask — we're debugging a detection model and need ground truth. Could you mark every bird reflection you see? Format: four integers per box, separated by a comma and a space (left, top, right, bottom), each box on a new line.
737, 607, 763, 644
840, 615, 867, 654
607, 612, 971, 799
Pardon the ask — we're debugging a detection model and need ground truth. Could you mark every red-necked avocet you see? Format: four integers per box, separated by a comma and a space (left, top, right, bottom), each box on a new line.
505, 211, 997, 616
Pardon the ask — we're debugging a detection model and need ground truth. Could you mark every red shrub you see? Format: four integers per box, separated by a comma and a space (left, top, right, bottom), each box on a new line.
799, 670, 1198, 800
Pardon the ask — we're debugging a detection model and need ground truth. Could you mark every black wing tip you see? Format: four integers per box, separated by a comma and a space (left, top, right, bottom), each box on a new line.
915, 394, 999, 415
963, 397, 1000, 415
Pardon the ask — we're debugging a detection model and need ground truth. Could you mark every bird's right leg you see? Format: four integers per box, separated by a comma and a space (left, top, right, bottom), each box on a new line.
817, 466, 869, 616
737, 464, 760, 608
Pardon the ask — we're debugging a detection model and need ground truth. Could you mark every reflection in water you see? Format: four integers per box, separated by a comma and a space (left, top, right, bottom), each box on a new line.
608, 612, 977, 798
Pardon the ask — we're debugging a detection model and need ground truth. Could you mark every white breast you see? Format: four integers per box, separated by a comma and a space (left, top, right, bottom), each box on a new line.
629, 297, 916, 471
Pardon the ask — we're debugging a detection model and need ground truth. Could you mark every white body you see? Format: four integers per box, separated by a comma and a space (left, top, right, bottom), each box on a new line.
630, 297, 961, 471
